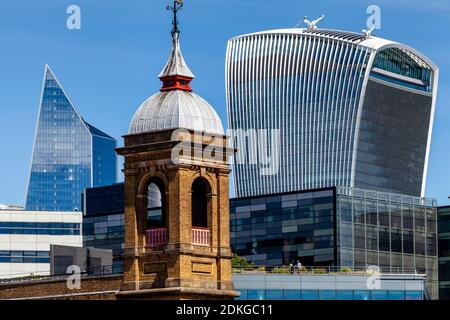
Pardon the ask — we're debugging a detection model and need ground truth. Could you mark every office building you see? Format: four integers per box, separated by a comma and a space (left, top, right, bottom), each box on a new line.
230, 187, 438, 298
226, 27, 439, 198
0, 209, 82, 278
233, 270, 427, 300
438, 205, 450, 299
25, 65, 117, 212
82, 183, 124, 274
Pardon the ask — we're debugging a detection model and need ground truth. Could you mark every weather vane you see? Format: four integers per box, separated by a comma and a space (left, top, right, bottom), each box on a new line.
167, 0, 184, 36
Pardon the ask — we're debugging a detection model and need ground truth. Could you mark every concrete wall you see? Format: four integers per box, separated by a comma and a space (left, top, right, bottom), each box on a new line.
50, 245, 113, 276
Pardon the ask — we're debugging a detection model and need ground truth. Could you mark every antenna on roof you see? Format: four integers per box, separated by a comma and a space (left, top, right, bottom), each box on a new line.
362, 26, 375, 39
302, 15, 325, 30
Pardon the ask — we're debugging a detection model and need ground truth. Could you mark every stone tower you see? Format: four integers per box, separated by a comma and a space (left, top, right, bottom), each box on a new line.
116, 1, 238, 300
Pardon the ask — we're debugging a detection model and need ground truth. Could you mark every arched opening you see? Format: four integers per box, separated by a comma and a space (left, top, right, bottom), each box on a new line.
146, 180, 166, 228
145, 178, 168, 248
192, 178, 209, 228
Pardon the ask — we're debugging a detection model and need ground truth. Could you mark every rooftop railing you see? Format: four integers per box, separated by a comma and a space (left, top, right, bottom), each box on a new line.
232, 265, 422, 275
0, 265, 116, 285
0, 265, 424, 285
336, 186, 437, 207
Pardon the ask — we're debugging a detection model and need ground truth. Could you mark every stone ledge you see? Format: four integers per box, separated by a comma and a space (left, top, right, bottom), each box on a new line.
116, 287, 240, 300
0, 274, 121, 289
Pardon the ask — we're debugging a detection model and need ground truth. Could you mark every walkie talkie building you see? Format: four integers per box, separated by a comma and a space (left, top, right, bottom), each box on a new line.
226, 28, 439, 198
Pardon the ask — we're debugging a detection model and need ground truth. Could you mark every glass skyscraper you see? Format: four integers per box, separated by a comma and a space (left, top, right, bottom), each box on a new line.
226, 28, 439, 198
25, 65, 117, 212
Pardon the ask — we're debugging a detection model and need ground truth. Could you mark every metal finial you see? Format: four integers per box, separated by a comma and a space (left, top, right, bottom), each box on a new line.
167, 0, 184, 37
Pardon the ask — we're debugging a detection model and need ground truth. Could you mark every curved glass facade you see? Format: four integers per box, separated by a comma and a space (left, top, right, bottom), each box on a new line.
371, 47, 432, 89
25, 66, 117, 212
226, 29, 438, 198
353, 79, 432, 196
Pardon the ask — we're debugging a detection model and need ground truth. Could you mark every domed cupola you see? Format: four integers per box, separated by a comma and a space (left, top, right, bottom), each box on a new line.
129, 8, 224, 136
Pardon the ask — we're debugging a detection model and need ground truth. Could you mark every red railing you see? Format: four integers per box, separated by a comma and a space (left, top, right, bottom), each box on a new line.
146, 227, 210, 247
192, 228, 210, 246
146, 228, 168, 248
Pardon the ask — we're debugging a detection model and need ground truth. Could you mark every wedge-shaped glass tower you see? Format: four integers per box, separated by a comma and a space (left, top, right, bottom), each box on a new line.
25, 65, 117, 212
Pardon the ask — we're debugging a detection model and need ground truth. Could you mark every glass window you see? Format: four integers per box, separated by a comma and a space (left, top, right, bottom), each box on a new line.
301, 290, 319, 300
282, 207, 297, 220
405, 291, 422, 300
235, 290, 247, 300
415, 209, 425, 232
415, 232, 425, 255
283, 290, 301, 300
379, 227, 390, 252
391, 206, 402, 229
379, 252, 390, 269
353, 200, 365, 224
391, 229, 402, 253
388, 291, 405, 300
391, 253, 402, 271
367, 226, 378, 251
378, 203, 389, 226
247, 290, 265, 300
336, 290, 354, 300
366, 201, 377, 225
426, 233, 437, 256
403, 230, 414, 254
339, 200, 352, 222
354, 249, 366, 267
266, 290, 283, 300
354, 291, 370, 300
426, 209, 436, 233
319, 290, 336, 300
370, 290, 388, 300
339, 223, 353, 249
354, 224, 365, 250
402, 208, 414, 230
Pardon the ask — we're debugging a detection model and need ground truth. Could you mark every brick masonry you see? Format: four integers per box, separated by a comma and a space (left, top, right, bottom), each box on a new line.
0, 275, 122, 300
115, 129, 239, 299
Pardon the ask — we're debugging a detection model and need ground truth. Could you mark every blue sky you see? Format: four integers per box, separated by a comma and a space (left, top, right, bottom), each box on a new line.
0, 0, 449, 205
